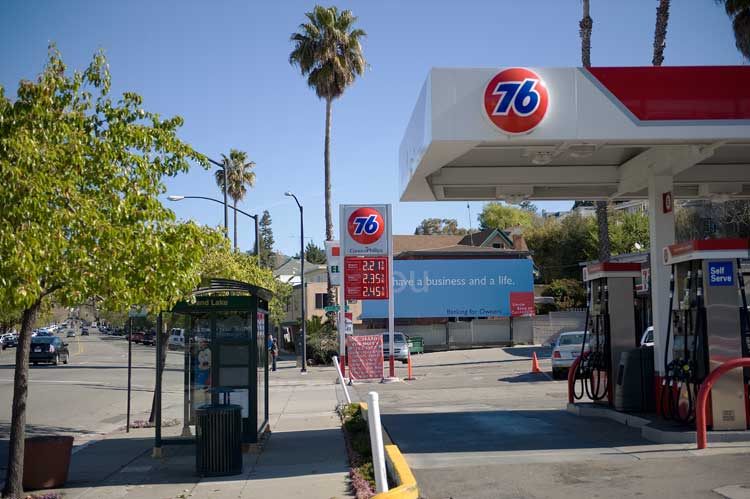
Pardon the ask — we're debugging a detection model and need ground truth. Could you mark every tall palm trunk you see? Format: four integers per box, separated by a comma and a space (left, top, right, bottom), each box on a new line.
580, 0, 610, 262
324, 96, 337, 309
652, 0, 670, 66
3, 298, 42, 499
233, 199, 238, 251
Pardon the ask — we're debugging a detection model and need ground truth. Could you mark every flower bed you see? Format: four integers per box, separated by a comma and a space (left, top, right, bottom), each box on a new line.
341, 403, 376, 499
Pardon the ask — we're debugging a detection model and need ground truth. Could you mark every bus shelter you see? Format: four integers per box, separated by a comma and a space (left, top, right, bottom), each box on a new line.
399, 65, 750, 379
153, 278, 273, 453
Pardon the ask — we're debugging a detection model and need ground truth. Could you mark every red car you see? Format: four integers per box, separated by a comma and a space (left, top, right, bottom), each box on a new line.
130, 331, 144, 343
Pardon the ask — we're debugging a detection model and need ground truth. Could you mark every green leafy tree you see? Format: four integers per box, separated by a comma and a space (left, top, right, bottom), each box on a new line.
0, 47, 222, 498
214, 149, 256, 251
609, 211, 650, 255
289, 4, 367, 304
259, 210, 275, 269
478, 203, 535, 230
303, 241, 327, 264
715, 0, 750, 60
526, 214, 598, 283
414, 218, 468, 235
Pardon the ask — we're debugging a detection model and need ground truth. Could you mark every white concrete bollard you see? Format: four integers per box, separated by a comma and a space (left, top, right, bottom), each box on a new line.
367, 391, 388, 493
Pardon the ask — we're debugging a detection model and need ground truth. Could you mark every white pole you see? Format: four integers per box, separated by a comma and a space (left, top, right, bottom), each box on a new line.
339, 284, 346, 377
367, 391, 388, 493
332, 355, 351, 404
387, 204, 395, 378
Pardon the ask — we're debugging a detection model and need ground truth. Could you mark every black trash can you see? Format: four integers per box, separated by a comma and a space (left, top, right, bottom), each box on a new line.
195, 404, 243, 476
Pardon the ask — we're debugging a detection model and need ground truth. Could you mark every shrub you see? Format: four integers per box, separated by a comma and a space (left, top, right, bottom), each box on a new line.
542, 279, 585, 310
305, 316, 338, 365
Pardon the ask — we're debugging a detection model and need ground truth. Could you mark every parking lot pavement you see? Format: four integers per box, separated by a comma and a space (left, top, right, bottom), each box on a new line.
352, 346, 750, 499
0, 330, 185, 475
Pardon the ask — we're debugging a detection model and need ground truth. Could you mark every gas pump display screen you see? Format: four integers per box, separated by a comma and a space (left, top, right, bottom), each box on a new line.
345, 256, 389, 300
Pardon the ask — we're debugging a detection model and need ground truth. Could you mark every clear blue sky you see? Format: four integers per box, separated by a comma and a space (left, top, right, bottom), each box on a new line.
1, 0, 745, 256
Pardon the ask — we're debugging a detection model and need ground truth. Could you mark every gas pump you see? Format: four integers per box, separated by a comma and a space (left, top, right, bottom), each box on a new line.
662, 239, 750, 430
574, 263, 642, 405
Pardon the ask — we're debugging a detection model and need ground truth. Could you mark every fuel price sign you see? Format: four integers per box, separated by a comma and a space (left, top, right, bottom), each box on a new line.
345, 256, 389, 300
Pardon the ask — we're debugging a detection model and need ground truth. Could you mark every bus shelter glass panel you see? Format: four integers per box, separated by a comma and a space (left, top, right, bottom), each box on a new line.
190, 313, 212, 418
256, 310, 268, 433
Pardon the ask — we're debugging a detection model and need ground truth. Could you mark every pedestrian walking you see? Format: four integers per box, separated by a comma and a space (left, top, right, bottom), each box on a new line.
268, 334, 279, 371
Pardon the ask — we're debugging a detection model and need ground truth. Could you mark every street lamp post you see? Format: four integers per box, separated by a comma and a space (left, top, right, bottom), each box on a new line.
205, 157, 230, 240
285, 191, 306, 373
167, 195, 259, 256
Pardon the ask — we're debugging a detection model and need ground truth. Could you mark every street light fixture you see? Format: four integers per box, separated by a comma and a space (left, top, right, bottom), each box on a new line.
285, 191, 306, 373
203, 157, 230, 240
168, 195, 259, 257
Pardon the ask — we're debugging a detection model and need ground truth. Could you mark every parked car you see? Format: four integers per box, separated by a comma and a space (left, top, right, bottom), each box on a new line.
168, 328, 185, 350
640, 326, 654, 347
551, 331, 591, 379
130, 331, 144, 343
141, 331, 156, 346
30, 337, 70, 365
66, 330, 76, 338
382, 332, 410, 364
1, 333, 18, 350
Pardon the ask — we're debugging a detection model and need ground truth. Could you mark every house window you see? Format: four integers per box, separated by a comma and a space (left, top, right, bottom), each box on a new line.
492, 243, 503, 248
314, 293, 329, 309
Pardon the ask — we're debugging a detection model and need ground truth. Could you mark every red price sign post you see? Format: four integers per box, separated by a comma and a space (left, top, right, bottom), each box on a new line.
345, 257, 389, 300
340, 204, 395, 379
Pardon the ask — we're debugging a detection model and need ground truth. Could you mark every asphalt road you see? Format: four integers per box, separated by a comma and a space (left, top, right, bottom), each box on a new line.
0, 328, 184, 474
353, 347, 750, 499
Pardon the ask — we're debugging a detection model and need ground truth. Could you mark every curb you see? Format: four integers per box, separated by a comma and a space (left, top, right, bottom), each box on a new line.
567, 402, 750, 445
358, 402, 420, 499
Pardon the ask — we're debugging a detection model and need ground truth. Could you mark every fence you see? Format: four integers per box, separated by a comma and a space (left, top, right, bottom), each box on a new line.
354, 311, 584, 350
531, 310, 587, 345
354, 317, 533, 351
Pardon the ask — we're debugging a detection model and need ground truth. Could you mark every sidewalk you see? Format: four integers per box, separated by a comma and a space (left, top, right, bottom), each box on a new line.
42, 358, 352, 499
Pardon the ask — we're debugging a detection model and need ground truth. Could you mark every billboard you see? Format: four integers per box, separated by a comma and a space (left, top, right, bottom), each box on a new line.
360, 259, 534, 318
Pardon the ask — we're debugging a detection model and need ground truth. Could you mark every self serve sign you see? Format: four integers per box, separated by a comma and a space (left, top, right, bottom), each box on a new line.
708, 261, 734, 286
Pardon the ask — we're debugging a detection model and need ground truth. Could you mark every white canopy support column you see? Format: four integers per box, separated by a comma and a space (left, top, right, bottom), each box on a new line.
648, 174, 675, 376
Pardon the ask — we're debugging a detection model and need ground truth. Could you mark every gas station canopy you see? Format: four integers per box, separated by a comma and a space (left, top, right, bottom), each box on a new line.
399, 66, 750, 202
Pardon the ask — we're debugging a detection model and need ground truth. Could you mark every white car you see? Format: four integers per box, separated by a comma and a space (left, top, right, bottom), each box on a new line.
640, 326, 654, 347
168, 328, 185, 350
551, 331, 590, 379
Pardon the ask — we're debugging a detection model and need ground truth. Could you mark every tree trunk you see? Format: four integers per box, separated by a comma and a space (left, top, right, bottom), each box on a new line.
324, 97, 336, 311
596, 201, 610, 262
149, 315, 169, 424
580, 0, 610, 263
233, 199, 238, 252
652, 0, 670, 66
2, 298, 42, 499
580, 0, 593, 68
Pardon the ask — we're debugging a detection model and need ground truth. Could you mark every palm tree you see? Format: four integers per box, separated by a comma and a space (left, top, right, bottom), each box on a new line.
214, 149, 256, 251
652, 0, 671, 66
289, 5, 367, 302
580, 0, 611, 262
715, 0, 750, 60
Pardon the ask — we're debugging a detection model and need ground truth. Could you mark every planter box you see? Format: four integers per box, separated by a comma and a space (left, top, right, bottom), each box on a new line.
23, 435, 74, 490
